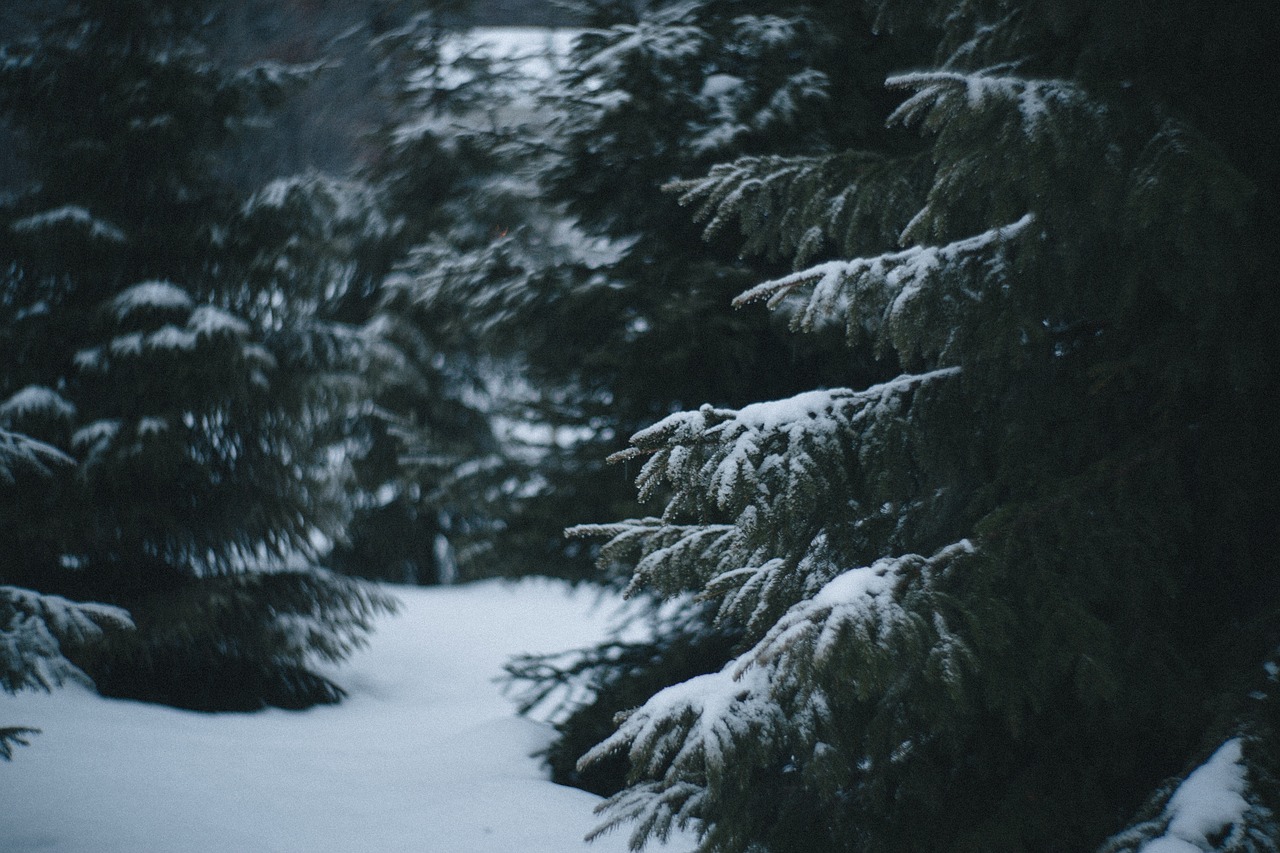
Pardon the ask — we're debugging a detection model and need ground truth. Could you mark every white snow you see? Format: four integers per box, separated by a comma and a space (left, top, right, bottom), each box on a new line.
887, 71, 1088, 134
70, 419, 120, 451
583, 656, 777, 780
144, 325, 198, 352
1, 587, 133, 683
1139, 739, 1251, 853
109, 281, 193, 319
0, 386, 75, 423
447, 27, 579, 82
10, 206, 126, 244
737, 214, 1034, 319
188, 305, 250, 339
1, 578, 691, 853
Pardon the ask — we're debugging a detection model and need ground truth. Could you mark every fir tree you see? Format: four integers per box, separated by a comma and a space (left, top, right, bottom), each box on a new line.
553, 1, 1280, 851
0, 426, 131, 759
333, 7, 524, 584
390, 0, 909, 582
0, 0, 394, 710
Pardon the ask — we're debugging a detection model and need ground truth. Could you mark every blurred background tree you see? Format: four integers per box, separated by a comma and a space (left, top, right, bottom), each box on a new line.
0, 0, 394, 712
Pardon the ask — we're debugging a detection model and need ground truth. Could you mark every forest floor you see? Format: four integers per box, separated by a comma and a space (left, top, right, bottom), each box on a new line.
1, 578, 688, 853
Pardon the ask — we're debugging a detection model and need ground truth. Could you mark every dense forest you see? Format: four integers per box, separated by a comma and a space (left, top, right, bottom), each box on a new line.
3, 1, 1279, 852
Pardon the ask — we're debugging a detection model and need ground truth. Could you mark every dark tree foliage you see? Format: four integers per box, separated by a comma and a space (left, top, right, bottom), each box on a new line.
386, 0, 924, 584
0, 0, 394, 712
516, 1, 1280, 851
319, 5, 517, 586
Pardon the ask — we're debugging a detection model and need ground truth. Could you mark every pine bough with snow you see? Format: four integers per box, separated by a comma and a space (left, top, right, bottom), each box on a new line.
562, 1, 1280, 851
378, 0, 890, 583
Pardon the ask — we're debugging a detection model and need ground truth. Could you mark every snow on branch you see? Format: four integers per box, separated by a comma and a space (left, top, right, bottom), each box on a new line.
616, 371, 957, 510
580, 542, 974, 849
1, 586, 132, 695
743, 541, 974, 692
109, 280, 194, 320
1101, 737, 1278, 853
581, 660, 777, 847
75, 291, 254, 374
887, 71, 1091, 135
579, 3, 707, 78
242, 173, 392, 241
668, 151, 925, 265
0, 386, 75, 427
568, 518, 742, 599
580, 373, 959, 636
734, 215, 1032, 357
0, 428, 73, 484
10, 205, 126, 243
234, 59, 326, 99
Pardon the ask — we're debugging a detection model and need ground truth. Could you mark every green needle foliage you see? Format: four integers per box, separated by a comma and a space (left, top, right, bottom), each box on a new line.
551, 1, 1280, 851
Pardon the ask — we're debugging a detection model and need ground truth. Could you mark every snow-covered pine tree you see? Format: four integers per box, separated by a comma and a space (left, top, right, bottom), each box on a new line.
566, 1, 1280, 851
322, 6, 530, 584
501, 0, 930, 793
389, 0, 907, 583
0, 426, 131, 759
0, 0, 394, 710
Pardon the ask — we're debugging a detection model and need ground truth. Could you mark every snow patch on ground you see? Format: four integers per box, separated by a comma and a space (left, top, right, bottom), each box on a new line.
2, 578, 688, 853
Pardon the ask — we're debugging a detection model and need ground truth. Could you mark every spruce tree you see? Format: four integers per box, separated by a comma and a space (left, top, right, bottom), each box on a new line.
1, 426, 131, 759
0, 0, 393, 710
503, 0, 926, 793
390, 0, 906, 582
332, 6, 521, 584
556, 1, 1280, 851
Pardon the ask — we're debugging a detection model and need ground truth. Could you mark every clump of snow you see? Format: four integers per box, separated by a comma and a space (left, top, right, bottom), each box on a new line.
107, 333, 144, 357
1139, 739, 1251, 853
244, 174, 392, 241
731, 14, 804, 48
188, 305, 250, 339
1, 587, 132, 694
136, 418, 168, 437
109, 281, 193, 320
1, 579, 692, 853
735, 214, 1033, 319
70, 419, 120, 451
0, 386, 75, 425
10, 206, 126, 244
581, 656, 777, 785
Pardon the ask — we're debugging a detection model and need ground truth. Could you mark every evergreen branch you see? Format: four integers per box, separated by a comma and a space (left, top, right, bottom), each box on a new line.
667, 151, 927, 264
585, 372, 963, 645
569, 519, 741, 598
1099, 737, 1279, 853
733, 215, 1033, 358
586, 780, 708, 851
0, 726, 40, 760
1, 586, 133, 695
0, 428, 73, 484
887, 71, 1089, 136
743, 540, 973, 679
583, 660, 778, 799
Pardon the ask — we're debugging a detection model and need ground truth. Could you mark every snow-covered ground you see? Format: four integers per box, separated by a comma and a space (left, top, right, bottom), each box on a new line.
1, 579, 687, 853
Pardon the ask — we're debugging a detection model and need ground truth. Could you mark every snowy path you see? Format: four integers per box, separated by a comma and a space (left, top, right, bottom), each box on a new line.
1, 579, 686, 853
